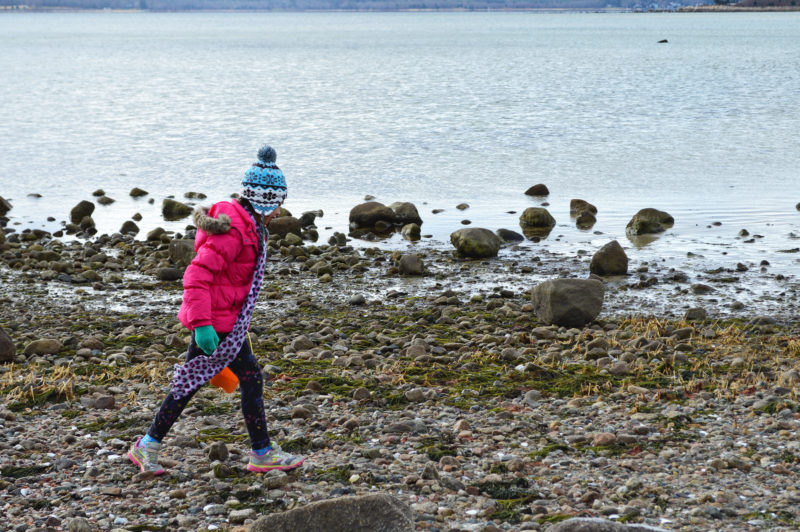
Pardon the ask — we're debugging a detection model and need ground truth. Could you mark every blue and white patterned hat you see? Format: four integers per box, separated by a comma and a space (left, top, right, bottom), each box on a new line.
241, 145, 288, 215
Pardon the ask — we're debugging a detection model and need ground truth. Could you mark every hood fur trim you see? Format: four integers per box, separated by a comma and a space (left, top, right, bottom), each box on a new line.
193, 206, 231, 235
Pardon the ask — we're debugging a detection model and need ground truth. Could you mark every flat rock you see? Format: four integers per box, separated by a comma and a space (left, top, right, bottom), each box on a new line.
24, 338, 62, 356
249, 494, 413, 532
450, 228, 502, 258
546, 517, 669, 532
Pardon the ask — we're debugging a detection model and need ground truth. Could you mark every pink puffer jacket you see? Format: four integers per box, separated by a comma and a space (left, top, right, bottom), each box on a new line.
177, 200, 262, 332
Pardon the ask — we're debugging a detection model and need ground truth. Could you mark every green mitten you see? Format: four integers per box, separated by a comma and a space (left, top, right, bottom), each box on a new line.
194, 325, 219, 355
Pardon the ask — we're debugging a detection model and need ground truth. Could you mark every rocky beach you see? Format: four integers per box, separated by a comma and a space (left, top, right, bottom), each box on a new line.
1, 190, 800, 532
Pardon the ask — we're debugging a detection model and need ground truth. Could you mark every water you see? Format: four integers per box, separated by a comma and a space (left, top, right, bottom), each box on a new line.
1, 11, 799, 277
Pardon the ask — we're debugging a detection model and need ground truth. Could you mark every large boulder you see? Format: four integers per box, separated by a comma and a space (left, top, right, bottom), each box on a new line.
531, 278, 604, 328
349, 202, 397, 230
24, 339, 63, 356
520, 207, 556, 239
626, 208, 674, 236
590, 240, 628, 276
570, 199, 597, 215
0, 195, 12, 216
70, 200, 95, 223
120, 220, 140, 235
450, 228, 502, 258
249, 494, 413, 532
389, 202, 423, 225
0, 327, 15, 362
398, 254, 424, 276
796, 202, 800, 211
546, 517, 669, 532
524, 184, 549, 196
169, 239, 196, 267
162, 199, 193, 220
269, 216, 302, 239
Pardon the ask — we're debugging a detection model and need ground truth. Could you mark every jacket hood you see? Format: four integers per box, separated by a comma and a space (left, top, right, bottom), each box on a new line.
193, 206, 231, 235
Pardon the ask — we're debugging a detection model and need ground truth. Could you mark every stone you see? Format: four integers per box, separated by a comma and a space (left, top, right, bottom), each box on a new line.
24, 338, 62, 356
91, 394, 115, 409
439, 474, 465, 491
0, 326, 15, 362
147, 227, 166, 241
70, 200, 95, 223
229, 508, 257, 524
68, 518, 93, 532
401, 223, 421, 241
292, 405, 312, 419
684, 307, 707, 321
398, 254, 424, 276
450, 228, 502, 258
388, 202, 422, 225
79, 215, 95, 231
404, 388, 426, 402
162, 198, 193, 220
169, 239, 195, 267
349, 201, 396, 229
207, 441, 228, 461
249, 494, 413, 532
576, 211, 596, 229
524, 183, 549, 196
519, 207, 556, 230
120, 220, 139, 235
130, 187, 149, 197
290, 335, 314, 351
156, 267, 183, 282
570, 199, 598, 215
298, 210, 322, 227
285, 233, 303, 246
590, 240, 628, 276
531, 278, 605, 328
262, 469, 289, 489
269, 216, 302, 238
495, 228, 524, 243
349, 294, 366, 306
97, 196, 115, 205
0, 195, 12, 216
626, 208, 674, 236
352, 387, 370, 400
546, 517, 669, 532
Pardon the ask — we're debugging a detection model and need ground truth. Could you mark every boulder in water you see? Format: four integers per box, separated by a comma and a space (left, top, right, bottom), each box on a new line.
349, 201, 397, 230
130, 187, 149, 198
524, 184, 549, 196
570, 198, 597, 215
626, 208, 674, 236
389, 202, 422, 225
496, 228, 524, 243
590, 240, 628, 276
70, 200, 94, 223
401, 223, 421, 241
531, 278, 604, 328
249, 494, 413, 532
120, 220, 139, 235
520, 207, 556, 229
450, 228, 502, 258
269, 216, 302, 239
576, 211, 596, 229
162, 199, 193, 221
0, 195, 12, 216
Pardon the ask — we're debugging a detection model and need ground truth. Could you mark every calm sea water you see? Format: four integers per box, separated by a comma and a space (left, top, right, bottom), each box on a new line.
1, 12, 799, 277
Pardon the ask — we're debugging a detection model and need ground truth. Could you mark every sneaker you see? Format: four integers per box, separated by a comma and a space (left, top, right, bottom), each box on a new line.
128, 437, 166, 475
247, 444, 305, 473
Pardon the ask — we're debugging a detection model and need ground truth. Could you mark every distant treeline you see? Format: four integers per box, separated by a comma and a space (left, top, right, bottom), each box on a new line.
2, 0, 689, 10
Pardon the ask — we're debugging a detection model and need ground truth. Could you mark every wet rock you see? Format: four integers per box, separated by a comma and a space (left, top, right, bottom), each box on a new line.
450, 228, 502, 258
349, 294, 366, 306
401, 223, 421, 241
626, 208, 674, 236
576, 211, 596, 229
590, 240, 628, 276
97, 196, 115, 205
389, 202, 422, 225
79, 215, 95, 231
156, 268, 183, 282
0, 195, 12, 216
0, 326, 15, 362
147, 227, 166, 242
524, 184, 549, 196
298, 210, 322, 227
249, 494, 413, 532
130, 187, 148, 197
398, 254, 424, 276
456, 203, 469, 210
269, 216, 302, 238
230, 508, 257, 524
691, 283, 713, 295
169, 239, 195, 267
495, 228, 524, 243
684, 307, 707, 321
70, 200, 94, 223
24, 338, 62, 356
519, 207, 556, 231
349, 202, 397, 230
207, 441, 229, 461
120, 220, 139, 235
531, 279, 604, 328
570, 199, 598, 215
547, 517, 668, 532
262, 469, 289, 489
162, 198, 192, 220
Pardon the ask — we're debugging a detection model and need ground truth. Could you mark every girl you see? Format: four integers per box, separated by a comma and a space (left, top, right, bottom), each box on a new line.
129, 145, 305, 475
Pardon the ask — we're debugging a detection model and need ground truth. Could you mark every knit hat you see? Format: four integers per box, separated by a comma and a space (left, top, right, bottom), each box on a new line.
241, 145, 288, 215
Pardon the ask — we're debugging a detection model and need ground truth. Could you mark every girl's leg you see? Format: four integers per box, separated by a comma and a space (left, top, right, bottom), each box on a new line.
146, 335, 206, 442
227, 337, 271, 450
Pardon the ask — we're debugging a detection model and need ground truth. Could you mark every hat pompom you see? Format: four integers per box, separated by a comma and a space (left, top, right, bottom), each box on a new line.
257, 145, 277, 163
